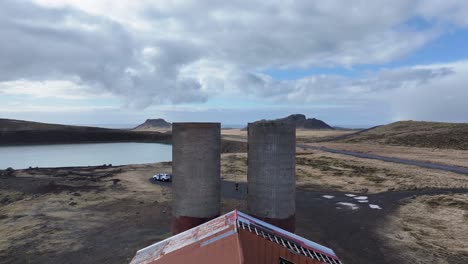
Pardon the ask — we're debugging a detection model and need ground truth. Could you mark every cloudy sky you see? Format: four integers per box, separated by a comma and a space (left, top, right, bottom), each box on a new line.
1, 0, 468, 127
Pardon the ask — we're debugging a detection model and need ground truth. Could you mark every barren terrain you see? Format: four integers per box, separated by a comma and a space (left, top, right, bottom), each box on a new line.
2, 121, 468, 264
380, 194, 468, 264
0, 164, 245, 264
338, 121, 468, 150
307, 142, 468, 168
220, 128, 355, 143
221, 149, 468, 193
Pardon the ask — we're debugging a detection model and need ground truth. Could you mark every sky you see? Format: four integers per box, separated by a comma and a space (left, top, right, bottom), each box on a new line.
1, 0, 468, 128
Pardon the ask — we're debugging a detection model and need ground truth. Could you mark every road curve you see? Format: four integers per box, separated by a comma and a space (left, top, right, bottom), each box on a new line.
298, 144, 468, 175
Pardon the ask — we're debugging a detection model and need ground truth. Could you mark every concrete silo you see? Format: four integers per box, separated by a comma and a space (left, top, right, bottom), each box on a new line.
171, 123, 221, 234
247, 121, 296, 232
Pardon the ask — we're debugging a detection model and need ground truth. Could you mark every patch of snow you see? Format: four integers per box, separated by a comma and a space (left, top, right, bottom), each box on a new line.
322, 195, 335, 199
354, 196, 368, 200
358, 200, 368, 203
345, 194, 356, 197
336, 202, 359, 210
369, 204, 382, 210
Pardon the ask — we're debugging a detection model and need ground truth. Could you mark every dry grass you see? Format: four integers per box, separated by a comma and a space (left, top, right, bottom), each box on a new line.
295, 129, 356, 143
0, 163, 173, 256
220, 150, 468, 193
380, 194, 468, 264
310, 142, 468, 168
221, 129, 247, 142
221, 128, 356, 143
297, 150, 468, 193
221, 153, 247, 182
340, 121, 468, 150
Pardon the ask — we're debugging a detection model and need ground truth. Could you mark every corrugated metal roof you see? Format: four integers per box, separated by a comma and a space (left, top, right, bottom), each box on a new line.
130, 212, 237, 264
130, 210, 342, 264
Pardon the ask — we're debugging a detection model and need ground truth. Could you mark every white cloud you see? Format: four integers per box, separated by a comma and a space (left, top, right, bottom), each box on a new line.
0, 104, 115, 113
0, 79, 112, 99
1, 0, 468, 123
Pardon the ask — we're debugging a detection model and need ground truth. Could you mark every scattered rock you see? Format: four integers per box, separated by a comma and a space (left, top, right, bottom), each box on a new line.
1, 167, 15, 177
1, 197, 10, 204
72, 192, 82, 197
69, 202, 77, 206
112, 179, 121, 185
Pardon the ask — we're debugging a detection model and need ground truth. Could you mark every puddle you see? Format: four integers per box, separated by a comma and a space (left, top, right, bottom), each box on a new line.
353, 196, 368, 200
336, 202, 359, 210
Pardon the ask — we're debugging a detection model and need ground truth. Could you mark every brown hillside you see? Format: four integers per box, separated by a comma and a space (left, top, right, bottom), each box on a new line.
339, 121, 468, 150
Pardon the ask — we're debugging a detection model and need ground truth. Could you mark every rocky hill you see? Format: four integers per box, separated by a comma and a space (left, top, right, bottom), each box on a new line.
134, 119, 172, 131
0, 118, 171, 145
250, 114, 334, 130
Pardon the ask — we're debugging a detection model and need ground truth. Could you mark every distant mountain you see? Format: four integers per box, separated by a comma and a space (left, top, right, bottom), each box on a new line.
134, 119, 172, 131
0, 118, 171, 145
250, 114, 334, 130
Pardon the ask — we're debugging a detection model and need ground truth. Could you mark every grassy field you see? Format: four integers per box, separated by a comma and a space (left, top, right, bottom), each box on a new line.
339, 121, 468, 150
221, 150, 468, 193
220, 128, 355, 143
380, 194, 468, 264
309, 142, 468, 168
2, 122, 468, 264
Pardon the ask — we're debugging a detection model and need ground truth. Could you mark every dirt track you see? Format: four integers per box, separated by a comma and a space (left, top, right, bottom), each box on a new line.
299, 144, 468, 175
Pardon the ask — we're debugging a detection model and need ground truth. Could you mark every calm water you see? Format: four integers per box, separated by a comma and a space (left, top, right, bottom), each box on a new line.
0, 143, 172, 169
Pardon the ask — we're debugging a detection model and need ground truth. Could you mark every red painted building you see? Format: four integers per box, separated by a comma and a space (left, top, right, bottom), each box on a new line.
130, 210, 342, 264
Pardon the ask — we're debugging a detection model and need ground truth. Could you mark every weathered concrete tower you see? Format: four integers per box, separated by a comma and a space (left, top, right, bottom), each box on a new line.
171, 123, 221, 234
247, 121, 296, 232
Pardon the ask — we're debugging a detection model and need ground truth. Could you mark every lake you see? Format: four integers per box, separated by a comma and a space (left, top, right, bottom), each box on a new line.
0, 143, 172, 169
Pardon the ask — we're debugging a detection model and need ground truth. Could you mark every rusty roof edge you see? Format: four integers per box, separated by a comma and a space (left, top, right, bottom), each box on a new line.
130, 211, 238, 264
130, 210, 342, 264
237, 211, 338, 258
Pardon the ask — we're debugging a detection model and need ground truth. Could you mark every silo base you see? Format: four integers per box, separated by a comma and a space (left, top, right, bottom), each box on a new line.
171, 215, 220, 235
251, 214, 295, 233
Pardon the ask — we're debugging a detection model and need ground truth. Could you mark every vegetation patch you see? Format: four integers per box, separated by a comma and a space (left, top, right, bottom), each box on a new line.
340, 121, 468, 150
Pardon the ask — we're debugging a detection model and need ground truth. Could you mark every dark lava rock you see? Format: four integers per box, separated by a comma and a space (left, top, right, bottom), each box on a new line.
249, 114, 334, 130
1, 197, 10, 204
1, 167, 16, 178
134, 118, 171, 130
